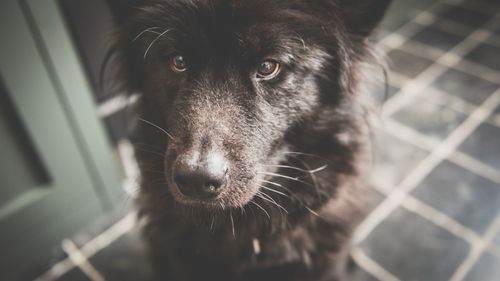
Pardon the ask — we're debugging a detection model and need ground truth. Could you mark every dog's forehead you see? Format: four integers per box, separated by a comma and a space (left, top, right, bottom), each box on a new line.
187, 6, 296, 52
137, 0, 305, 57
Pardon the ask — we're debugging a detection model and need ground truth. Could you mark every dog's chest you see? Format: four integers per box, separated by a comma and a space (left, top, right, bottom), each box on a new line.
170, 224, 315, 275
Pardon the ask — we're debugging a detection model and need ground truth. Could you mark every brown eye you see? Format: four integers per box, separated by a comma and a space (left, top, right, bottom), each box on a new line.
171, 55, 187, 72
257, 60, 280, 79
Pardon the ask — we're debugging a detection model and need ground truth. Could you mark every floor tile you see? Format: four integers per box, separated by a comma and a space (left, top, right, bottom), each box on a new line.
462, 0, 500, 17
420, 86, 477, 114
412, 161, 500, 234
463, 252, 500, 281
349, 265, 379, 281
492, 26, 500, 37
372, 80, 400, 107
431, 67, 498, 105
371, 129, 429, 189
391, 96, 468, 142
387, 48, 435, 78
378, 0, 435, 32
399, 40, 444, 61
367, 188, 386, 213
438, 4, 492, 29
56, 267, 92, 281
464, 42, 500, 72
372, 29, 390, 43
89, 230, 156, 281
71, 210, 130, 248
494, 107, 500, 125
19, 247, 68, 281
494, 231, 500, 247
458, 122, 500, 169
360, 207, 470, 281
411, 25, 464, 51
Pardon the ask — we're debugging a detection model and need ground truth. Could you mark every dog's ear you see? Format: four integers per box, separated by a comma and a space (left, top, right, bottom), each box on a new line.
336, 0, 392, 37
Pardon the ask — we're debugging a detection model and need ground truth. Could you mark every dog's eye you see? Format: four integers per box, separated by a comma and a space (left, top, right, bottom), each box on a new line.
256, 60, 280, 80
170, 55, 187, 73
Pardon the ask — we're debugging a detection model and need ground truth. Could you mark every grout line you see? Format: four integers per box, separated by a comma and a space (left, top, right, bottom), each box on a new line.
486, 34, 500, 48
449, 215, 500, 281
486, 241, 500, 258
33, 205, 135, 281
385, 72, 408, 87
351, 247, 401, 281
429, 18, 476, 37
389, 73, 500, 131
79, 212, 135, 258
400, 196, 483, 245
61, 240, 106, 281
390, 39, 445, 60
371, 182, 483, 245
380, 118, 500, 186
395, 37, 500, 84
448, 152, 500, 186
450, 244, 483, 281
355, 88, 500, 244
420, 87, 478, 115
490, 113, 500, 127
381, 11, 499, 118
453, 56, 500, 84
378, 118, 437, 149
33, 257, 77, 281
376, 0, 462, 50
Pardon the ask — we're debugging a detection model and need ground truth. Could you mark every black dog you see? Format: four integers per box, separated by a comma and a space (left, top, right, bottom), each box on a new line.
111, 0, 390, 280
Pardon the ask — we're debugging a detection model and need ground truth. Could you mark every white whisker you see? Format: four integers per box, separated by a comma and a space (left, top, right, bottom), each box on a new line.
256, 192, 288, 214
284, 151, 325, 159
249, 201, 270, 219
138, 117, 174, 140
229, 212, 236, 239
259, 171, 313, 187
261, 180, 320, 217
132, 27, 162, 42
262, 180, 289, 190
258, 184, 289, 197
305, 206, 321, 217
259, 171, 298, 181
210, 216, 216, 231
264, 164, 328, 174
144, 28, 173, 59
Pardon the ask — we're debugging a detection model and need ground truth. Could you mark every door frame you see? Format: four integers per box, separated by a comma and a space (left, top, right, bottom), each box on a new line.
22, 0, 123, 207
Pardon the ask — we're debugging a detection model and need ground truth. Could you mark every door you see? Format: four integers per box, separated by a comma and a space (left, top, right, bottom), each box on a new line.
0, 0, 122, 279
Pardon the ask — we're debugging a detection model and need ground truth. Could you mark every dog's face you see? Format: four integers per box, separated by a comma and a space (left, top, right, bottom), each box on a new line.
121, 0, 389, 211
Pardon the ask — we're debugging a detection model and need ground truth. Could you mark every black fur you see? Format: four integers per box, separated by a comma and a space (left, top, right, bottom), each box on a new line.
111, 0, 390, 280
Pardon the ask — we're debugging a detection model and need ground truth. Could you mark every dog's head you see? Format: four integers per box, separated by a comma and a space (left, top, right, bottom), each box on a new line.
116, 0, 389, 210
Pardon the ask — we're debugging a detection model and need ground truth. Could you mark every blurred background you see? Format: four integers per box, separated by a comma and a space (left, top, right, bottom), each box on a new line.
0, 0, 499, 280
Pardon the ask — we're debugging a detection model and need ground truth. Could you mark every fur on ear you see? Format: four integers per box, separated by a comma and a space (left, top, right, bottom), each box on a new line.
336, 0, 392, 37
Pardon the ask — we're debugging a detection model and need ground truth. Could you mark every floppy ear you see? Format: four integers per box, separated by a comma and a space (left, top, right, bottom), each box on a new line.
337, 0, 392, 37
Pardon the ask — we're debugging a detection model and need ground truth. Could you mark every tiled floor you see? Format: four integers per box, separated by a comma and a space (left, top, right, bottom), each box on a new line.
31, 0, 500, 280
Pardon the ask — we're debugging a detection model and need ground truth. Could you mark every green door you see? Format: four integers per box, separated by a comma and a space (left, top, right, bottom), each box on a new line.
0, 0, 122, 279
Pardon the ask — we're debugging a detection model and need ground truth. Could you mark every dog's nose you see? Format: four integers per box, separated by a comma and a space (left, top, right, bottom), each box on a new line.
173, 158, 228, 200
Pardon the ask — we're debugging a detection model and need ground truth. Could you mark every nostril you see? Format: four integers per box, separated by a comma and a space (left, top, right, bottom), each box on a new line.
172, 166, 226, 200
202, 180, 222, 193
